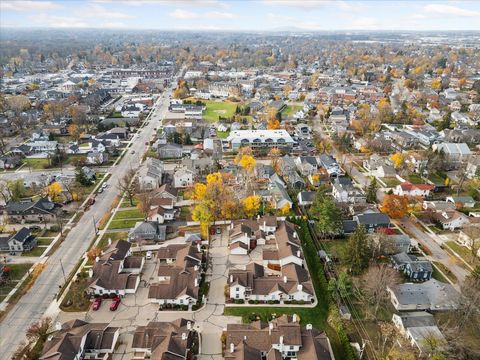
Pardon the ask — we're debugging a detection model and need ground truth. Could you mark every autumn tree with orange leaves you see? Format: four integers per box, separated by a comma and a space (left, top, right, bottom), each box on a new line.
381, 194, 409, 219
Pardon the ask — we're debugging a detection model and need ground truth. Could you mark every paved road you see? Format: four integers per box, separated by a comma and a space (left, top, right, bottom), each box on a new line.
0, 84, 175, 358
397, 217, 469, 287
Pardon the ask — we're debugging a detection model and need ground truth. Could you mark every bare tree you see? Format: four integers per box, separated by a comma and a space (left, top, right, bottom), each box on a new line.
136, 191, 154, 220
117, 168, 137, 206
358, 264, 402, 318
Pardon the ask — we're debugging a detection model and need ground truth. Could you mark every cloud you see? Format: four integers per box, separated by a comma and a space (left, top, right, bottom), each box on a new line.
92, 0, 229, 8
169, 9, 236, 19
28, 13, 89, 28
0, 1, 60, 12
350, 16, 380, 29
266, 13, 295, 21
82, 4, 132, 19
423, 4, 480, 17
261, 0, 334, 9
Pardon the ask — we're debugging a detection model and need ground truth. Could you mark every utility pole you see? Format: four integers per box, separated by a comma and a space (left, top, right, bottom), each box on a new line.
92, 215, 98, 235
59, 258, 67, 284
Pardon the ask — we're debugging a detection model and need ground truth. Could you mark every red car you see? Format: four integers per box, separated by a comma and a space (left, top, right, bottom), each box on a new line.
110, 297, 121, 311
92, 298, 102, 311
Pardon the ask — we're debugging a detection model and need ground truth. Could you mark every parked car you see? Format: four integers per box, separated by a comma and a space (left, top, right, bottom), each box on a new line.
97, 188, 103, 194
145, 251, 153, 260
102, 182, 108, 189
92, 298, 102, 311
110, 297, 121, 311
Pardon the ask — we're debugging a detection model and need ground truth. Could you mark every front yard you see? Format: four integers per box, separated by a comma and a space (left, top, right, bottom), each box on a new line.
0, 263, 33, 302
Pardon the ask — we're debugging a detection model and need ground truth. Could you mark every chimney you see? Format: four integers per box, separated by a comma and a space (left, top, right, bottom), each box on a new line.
230, 274, 233, 283
55, 322, 62, 331
296, 250, 301, 257
269, 322, 273, 335
187, 321, 192, 330
108, 237, 112, 246
279, 335, 284, 345
197, 243, 201, 252
230, 343, 235, 353
263, 220, 266, 229
95, 256, 100, 263
306, 323, 312, 330
88, 268, 93, 278
292, 314, 297, 323
297, 284, 303, 292
293, 232, 297, 238
182, 332, 187, 340
283, 276, 287, 283
194, 278, 198, 287
194, 265, 199, 272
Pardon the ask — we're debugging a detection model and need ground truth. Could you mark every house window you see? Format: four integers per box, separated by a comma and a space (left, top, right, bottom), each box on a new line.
179, 299, 183, 304
236, 287, 239, 291
235, 294, 239, 299
289, 295, 294, 300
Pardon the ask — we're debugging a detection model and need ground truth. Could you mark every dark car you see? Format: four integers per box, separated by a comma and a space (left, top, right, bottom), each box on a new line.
92, 298, 102, 311
110, 297, 121, 311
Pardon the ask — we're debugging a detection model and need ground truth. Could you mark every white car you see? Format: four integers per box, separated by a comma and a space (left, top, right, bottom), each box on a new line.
145, 251, 153, 260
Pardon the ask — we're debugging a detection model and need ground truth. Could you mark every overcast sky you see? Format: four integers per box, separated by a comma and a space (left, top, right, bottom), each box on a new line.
1, 0, 480, 31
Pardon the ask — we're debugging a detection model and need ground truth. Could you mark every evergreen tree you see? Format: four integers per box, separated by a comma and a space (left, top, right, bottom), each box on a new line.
310, 195, 342, 239
346, 225, 372, 275
366, 178, 378, 203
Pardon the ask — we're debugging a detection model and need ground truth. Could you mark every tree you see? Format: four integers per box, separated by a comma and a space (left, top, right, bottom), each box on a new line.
136, 191, 154, 220
68, 124, 82, 141
243, 195, 261, 218
389, 152, 405, 169
267, 117, 281, 130
8, 179, 27, 201
310, 195, 342, 238
381, 194, 409, 219
279, 203, 291, 215
117, 168, 137, 206
366, 178, 378, 203
268, 147, 281, 172
328, 271, 353, 298
45, 182, 63, 202
345, 225, 371, 274
192, 200, 214, 239
75, 167, 94, 186
86, 247, 102, 262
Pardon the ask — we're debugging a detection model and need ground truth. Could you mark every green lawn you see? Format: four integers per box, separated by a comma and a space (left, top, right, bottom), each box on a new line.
201, 100, 238, 123
36, 238, 53, 246
97, 231, 129, 250
60, 276, 91, 312
23, 158, 49, 170
112, 208, 143, 221
281, 105, 302, 117
119, 198, 139, 208
432, 261, 457, 283
432, 265, 449, 282
406, 173, 424, 184
21, 247, 47, 257
0, 263, 33, 302
382, 178, 401, 187
108, 219, 139, 230
428, 172, 447, 185
216, 130, 230, 139
445, 241, 479, 267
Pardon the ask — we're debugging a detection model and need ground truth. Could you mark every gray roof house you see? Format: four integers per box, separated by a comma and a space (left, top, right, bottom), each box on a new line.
387, 279, 459, 311
0, 227, 37, 253
128, 221, 167, 242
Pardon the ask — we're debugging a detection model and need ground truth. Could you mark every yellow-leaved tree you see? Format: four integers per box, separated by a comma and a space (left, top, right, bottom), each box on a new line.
279, 203, 291, 216
243, 195, 261, 218
389, 152, 405, 169
45, 182, 62, 202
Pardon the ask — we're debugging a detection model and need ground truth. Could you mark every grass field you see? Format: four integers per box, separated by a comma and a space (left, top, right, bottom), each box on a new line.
0, 263, 33, 302
119, 198, 139, 208
97, 231, 129, 249
108, 219, 139, 230
23, 154, 86, 170
428, 172, 447, 185
36, 237, 54, 246
21, 247, 47, 257
216, 130, 230, 139
445, 241, 479, 267
281, 105, 302, 117
201, 100, 238, 122
382, 178, 401, 187
406, 173, 424, 184
112, 208, 143, 221
432, 261, 458, 283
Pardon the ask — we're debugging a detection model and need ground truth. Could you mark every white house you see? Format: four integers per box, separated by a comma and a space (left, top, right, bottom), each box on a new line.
173, 167, 194, 188
394, 182, 434, 197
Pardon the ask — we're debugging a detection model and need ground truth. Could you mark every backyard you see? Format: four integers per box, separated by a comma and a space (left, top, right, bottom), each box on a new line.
0, 263, 33, 302
281, 104, 302, 117
201, 100, 238, 122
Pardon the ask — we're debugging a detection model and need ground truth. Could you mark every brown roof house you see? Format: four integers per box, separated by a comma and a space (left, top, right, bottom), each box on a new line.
131, 319, 198, 360
224, 314, 333, 360
88, 240, 144, 297
262, 221, 304, 268
148, 244, 204, 308
229, 216, 278, 255
228, 262, 314, 304
40, 319, 119, 360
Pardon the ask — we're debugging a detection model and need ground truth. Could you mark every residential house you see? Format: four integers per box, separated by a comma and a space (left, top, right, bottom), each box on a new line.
88, 240, 144, 296
466, 156, 480, 179
268, 180, 293, 211
40, 320, 119, 360
371, 234, 411, 255
318, 154, 342, 176
138, 158, 164, 191
148, 244, 203, 306
5, 197, 60, 223
387, 279, 459, 311
432, 142, 472, 166
332, 177, 366, 204
0, 156, 22, 170
391, 252, 433, 281
392, 312, 446, 355
128, 221, 167, 242
131, 319, 197, 359
225, 315, 334, 360
297, 191, 316, 207
86, 151, 107, 165
153, 184, 178, 202
295, 156, 318, 177
431, 210, 469, 230
394, 182, 434, 198
173, 166, 194, 188
422, 201, 456, 212
158, 143, 183, 159
147, 205, 175, 224
343, 211, 391, 234
0, 227, 37, 254
457, 226, 480, 257
446, 196, 476, 209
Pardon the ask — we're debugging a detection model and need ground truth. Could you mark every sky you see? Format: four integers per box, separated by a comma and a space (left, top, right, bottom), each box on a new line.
1, 0, 480, 31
